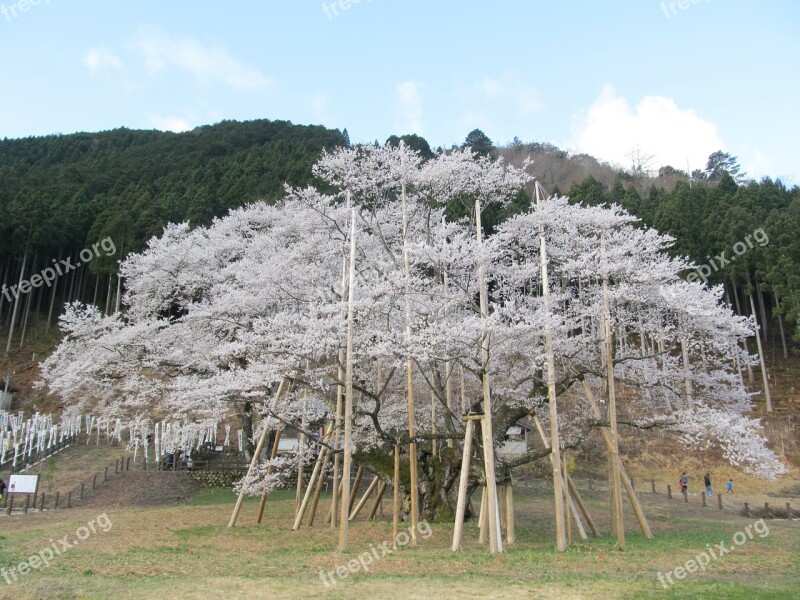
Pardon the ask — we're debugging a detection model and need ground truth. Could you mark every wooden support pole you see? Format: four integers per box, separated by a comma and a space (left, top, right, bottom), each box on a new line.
668, 484, 672, 499
293, 445, 327, 530
451, 418, 475, 551
67, 491, 71, 508
476, 198, 502, 554
256, 428, 283, 524
332, 256, 348, 530
24, 494, 29, 514
350, 476, 379, 521
534, 417, 591, 540
599, 235, 625, 550
54, 491, 59, 510
367, 481, 387, 521
229, 378, 289, 528
567, 476, 600, 537
583, 382, 652, 539
348, 466, 364, 514
295, 390, 308, 514
719, 494, 723, 511
307, 449, 332, 527
338, 209, 357, 553
80, 483, 84, 499
505, 484, 515, 544
478, 486, 489, 545
563, 451, 572, 544
327, 476, 344, 524
702, 492, 707, 508
93, 474, 97, 490
392, 445, 400, 546
400, 182, 420, 546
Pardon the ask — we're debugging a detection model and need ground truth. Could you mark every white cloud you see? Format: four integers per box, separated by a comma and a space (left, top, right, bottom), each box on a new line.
134, 26, 270, 91
83, 48, 123, 72
397, 81, 423, 134
570, 85, 724, 172
148, 114, 192, 133
475, 76, 542, 114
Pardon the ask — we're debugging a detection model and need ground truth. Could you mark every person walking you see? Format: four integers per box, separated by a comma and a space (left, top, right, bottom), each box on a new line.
680, 472, 688, 494
704, 473, 713, 495
0, 478, 5, 501
726, 479, 734, 495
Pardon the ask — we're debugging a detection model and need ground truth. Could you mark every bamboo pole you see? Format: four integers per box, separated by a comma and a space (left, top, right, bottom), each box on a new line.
401, 181, 420, 544
338, 209, 357, 552
228, 379, 288, 528
451, 417, 476, 551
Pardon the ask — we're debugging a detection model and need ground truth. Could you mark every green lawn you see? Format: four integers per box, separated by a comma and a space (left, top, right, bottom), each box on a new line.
0, 487, 797, 599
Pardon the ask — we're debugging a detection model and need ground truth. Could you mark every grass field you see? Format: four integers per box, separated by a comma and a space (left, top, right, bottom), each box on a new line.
0, 483, 797, 600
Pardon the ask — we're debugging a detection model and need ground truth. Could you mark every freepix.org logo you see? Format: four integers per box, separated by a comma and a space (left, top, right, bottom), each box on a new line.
1, 237, 117, 303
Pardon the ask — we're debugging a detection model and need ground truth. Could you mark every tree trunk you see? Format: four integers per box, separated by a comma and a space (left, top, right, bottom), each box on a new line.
5, 251, 28, 355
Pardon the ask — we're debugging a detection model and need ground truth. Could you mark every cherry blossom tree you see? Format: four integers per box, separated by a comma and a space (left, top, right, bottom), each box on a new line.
39, 144, 785, 522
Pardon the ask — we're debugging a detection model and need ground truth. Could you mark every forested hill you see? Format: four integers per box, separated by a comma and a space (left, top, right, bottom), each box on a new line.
0, 120, 798, 353
0, 119, 346, 272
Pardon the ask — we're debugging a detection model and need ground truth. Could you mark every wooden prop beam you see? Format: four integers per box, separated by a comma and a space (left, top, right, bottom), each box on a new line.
451, 417, 475, 551
401, 181, 420, 544
293, 446, 328, 530
256, 428, 283, 524
392, 444, 400, 546
601, 232, 625, 549
350, 476, 379, 521
582, 381, 653, 539
475, 198, 503, 554
332, 255, 348, 529
347, 466, 364, 514
367, 481, 387, 521
533, 417, 590, 540
306, 449, 332, 527
338, 209, 357, 552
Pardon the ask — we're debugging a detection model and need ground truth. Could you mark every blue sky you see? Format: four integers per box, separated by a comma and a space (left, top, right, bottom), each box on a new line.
1, 0, 798, 181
